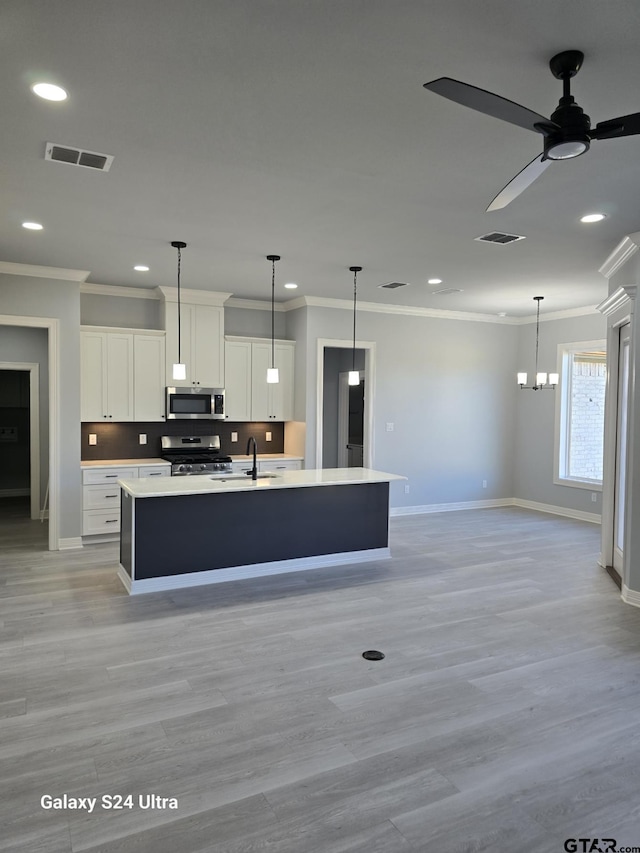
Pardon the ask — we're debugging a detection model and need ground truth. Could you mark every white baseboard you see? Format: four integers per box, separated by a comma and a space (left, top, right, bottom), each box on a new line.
58, 537, 83, 550
511, 498, 601, 524
120, 547, 391, 595
622, 584, 640, 608
391, 498, 512, 517
391, 497, 601, 524
0, 488, 30, 497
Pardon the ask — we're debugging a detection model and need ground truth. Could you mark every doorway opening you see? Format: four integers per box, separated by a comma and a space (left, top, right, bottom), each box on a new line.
0, 364, 41, 520
316, 339, 375, 469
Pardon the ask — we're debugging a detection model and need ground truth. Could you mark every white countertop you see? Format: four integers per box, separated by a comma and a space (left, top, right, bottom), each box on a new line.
119, 468, 405, 498
81, 458, 169, 468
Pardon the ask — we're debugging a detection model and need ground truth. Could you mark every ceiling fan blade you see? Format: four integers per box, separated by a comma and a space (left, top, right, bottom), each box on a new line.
592, 112, 640, 140
486, 154, 551, 212
424, 77, 556, 134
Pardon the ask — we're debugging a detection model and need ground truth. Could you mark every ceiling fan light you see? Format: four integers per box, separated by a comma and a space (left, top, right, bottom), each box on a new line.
546, 139, 589, 160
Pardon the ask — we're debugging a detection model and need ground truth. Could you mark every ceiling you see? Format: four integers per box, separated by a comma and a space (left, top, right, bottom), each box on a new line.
3, 0, 640, 317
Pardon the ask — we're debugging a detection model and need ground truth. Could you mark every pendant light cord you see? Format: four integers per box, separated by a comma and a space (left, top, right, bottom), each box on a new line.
534, 296, 541, 380
352, 268, 358, 371
177, 245, 182, 365
271, 257, 275, 369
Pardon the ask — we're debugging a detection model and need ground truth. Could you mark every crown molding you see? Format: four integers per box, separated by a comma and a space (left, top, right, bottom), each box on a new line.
515, 305, 600, 325
156, 286, 233, 307
0, 261, 90, 281
287, 294, 517, 323
81, 282, 159, 299
225, 296, 287, 312
596, 285, 637, 317
599, 232, 640, 279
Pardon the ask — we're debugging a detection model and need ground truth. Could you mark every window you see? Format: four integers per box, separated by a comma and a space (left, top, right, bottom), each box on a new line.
555, 340, 606, 488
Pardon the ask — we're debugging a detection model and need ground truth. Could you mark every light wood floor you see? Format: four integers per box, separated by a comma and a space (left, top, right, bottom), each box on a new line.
1, 498, 639, 853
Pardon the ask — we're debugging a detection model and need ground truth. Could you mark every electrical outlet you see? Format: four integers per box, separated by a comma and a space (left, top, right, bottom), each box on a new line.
231, 431, 238, 442
139, 433, 147, 445
88, 434, 97, 446
404, 484, 410, 494
386, 422, 394, 432
592, 492, 598, 502
266, 431, 272, 441
482, 480, 487, 489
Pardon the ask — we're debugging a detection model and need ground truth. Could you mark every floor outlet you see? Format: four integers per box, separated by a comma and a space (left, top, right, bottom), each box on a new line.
88, 434, 97, 446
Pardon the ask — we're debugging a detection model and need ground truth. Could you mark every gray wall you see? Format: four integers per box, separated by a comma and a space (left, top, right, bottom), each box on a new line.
81, 293, 162, 329
0, 327, 49, 505
0, 275, 81, 542
225, 305, 287, 338
304, 306, 519, 509
513, 311, 607, 514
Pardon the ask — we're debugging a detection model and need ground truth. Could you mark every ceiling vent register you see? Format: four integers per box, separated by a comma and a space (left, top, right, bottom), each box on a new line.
475, 232, 525, 245
379, 281, 410, 289
45, 143, 114, 172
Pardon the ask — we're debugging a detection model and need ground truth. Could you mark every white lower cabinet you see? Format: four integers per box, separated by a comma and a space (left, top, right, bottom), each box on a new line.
231, 458, 302, 476
82, 464, 170, 539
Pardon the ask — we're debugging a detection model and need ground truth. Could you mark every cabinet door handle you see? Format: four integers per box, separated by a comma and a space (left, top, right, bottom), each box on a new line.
104, 474, 118, 478
105, 519, 118, 524
148, 472, 162, 476
105, 494, 118, 498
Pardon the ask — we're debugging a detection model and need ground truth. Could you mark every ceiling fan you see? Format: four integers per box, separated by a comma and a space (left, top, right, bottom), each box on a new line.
423, 50, 640, 211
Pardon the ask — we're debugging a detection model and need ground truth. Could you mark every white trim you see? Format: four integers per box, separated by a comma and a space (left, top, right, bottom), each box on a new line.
0, 315, 59, 550
0, 361, 40, 518
597, 286, 637, 319
155, 286, 232, 307
315, 339, 376, 470
511, 497, 601, 524
599, 232, 640, 279
58, 537, 83, 550
225, 297, 287, 312
621, 583, 640, 608
0, 488, 30, 497
391, 498, 512, 516
0, 261, 90, 281
81, 282, 159, 300
121, 547, 391, 594
391, 497, 600, 524
80, 325, 165, 336
517, 306, 600, 324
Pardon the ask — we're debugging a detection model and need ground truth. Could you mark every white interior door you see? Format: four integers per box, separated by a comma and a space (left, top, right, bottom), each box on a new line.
613, 323, 630, 574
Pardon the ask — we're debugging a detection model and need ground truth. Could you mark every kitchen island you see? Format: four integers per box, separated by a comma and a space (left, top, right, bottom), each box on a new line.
117, 468, 404, 594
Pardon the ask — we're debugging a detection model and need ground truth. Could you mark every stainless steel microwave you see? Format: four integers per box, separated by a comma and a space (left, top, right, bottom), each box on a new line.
165, 387, 225, 420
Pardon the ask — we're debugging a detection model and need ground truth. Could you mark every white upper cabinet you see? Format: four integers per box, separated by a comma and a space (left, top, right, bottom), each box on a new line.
158, 287, 231, 388
133, 334, 166, 422
226, 337, 295, 422
81, 330, 134, 421
81, 328, 165, 422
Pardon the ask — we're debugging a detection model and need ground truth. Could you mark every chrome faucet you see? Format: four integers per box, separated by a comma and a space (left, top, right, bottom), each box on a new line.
246, 436, 258, 480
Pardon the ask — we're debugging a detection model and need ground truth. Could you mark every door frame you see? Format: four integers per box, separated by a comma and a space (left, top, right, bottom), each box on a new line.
0, 315, 59, 550
0, 362, 40, 519
315, 338, 375, 469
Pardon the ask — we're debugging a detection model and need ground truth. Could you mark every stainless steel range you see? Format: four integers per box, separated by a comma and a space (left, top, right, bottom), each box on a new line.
160, 435, 233, 476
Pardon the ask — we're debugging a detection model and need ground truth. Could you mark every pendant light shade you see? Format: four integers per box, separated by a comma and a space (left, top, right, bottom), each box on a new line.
517, 296, 558, 391
267, 255, 280, 384
171, 241, 187, 381
348, 266, 362, 385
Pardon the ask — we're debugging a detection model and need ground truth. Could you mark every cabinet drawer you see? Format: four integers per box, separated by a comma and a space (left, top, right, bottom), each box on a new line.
83, 467, 138, 485
82, 509, 121, 536
259, 460, 302, 472
83, 484, 122, 510
138, 466, 171, 478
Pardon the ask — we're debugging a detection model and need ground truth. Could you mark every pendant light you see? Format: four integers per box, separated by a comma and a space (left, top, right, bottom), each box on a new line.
170, 241, 187, 381
517, 296, 559, 390
348, 266, 362, 385
266, 255, 280, 383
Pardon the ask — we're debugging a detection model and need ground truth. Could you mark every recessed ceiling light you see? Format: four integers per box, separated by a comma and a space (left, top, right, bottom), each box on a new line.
497, 312, 507, 317
284, 282, 298, 289
32, 82, 68, 102
133, 265, 150, 272
22, 221, 43, 230
427, 278, 443, 285
580, 213, 606, 223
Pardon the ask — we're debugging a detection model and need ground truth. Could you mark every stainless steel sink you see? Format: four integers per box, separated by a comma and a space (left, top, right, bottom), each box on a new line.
210, 473, 281, 482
